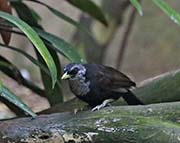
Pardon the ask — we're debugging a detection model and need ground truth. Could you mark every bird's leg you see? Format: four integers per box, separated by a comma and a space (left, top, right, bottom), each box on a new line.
91, 99, 114, 111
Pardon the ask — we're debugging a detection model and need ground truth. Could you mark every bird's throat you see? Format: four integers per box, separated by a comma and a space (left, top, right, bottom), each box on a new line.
69, 77, 90, 96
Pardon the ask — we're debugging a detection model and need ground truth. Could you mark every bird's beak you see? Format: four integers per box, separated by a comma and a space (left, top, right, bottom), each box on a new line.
61, 72, 71, 80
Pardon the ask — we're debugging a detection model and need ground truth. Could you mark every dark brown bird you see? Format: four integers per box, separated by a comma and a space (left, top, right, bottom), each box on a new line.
61, 63, 144, 111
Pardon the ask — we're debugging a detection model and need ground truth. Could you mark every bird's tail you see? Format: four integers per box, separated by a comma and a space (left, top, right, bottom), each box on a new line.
122, 90, 144, 105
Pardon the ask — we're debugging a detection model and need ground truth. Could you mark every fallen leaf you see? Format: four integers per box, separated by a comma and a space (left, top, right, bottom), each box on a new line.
0, 0, 12, 45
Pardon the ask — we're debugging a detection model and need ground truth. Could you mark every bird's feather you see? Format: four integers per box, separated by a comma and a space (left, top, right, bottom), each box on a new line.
85, 64, 135, 90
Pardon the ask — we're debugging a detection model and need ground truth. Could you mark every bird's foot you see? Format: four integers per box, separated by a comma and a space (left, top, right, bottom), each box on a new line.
91, 99, 114, 111
91, 104, 105, 111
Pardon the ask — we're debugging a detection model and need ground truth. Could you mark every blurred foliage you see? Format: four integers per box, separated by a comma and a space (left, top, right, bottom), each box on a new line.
130, 0, 180, 25
0, 0, 180, 118
130, 0, 143, 16
0, 0, 106, 117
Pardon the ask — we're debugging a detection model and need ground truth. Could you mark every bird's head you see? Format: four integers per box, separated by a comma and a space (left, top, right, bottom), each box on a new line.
61, 63, 86, 80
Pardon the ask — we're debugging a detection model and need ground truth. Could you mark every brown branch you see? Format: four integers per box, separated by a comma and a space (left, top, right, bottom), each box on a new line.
1, 68, 180, 142
71, 1, 130, 64
0, 102, 180, 143
116, 6, 138, 69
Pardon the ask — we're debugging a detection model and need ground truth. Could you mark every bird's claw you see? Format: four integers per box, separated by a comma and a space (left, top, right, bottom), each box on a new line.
91, 99, 114, 112
91, 104, 112, 111
91, 105, 104, 111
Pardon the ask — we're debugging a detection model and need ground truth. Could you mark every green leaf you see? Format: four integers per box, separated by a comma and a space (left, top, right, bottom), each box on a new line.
22, 0, 91, 36
0, 81, 37, 117
0, 55, 45, 96
0, 11, 57, 88
0, 55, 23, 81
130, 0, 143, 16
11, 2, 63, 104
67, 0, 108, 26
36, 29, 86, 63
10, 1, 40, 26
29, 7, 42, 22
153, 0, 180, 26
0, 43, 49, 75
37, 43, 63, 105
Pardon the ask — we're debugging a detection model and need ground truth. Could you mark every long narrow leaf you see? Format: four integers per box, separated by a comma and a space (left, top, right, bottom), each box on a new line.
36, 29, 86, 63
10, 1, 41, 27
0, 81, 37, 117
130, 0, 143, 16
11, 1, 63, 104
67, 0, 108, 26
0, 43, 49, 75
37, 43, 63, 105
153, 0, 180, 26
0, 11, 57, 88
0, 55, 45, 96
22, 0, 91, 36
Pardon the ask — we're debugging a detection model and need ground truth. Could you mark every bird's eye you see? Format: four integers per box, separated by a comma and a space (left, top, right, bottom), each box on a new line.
69, 67, 79, 75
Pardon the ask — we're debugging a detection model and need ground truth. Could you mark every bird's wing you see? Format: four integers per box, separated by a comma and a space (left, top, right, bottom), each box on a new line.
93, 64, 135, 90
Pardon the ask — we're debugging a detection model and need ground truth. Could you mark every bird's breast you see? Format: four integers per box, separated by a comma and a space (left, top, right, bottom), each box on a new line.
69, 79, 90, 96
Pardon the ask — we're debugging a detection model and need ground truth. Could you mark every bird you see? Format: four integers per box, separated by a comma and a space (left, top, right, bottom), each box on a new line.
61, 63, 144, 111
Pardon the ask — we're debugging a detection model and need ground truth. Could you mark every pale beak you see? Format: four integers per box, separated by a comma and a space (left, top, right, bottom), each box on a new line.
61, 72, 71, 80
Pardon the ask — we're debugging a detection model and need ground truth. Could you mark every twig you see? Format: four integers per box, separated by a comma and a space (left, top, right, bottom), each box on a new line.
116, 6, 138, 69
